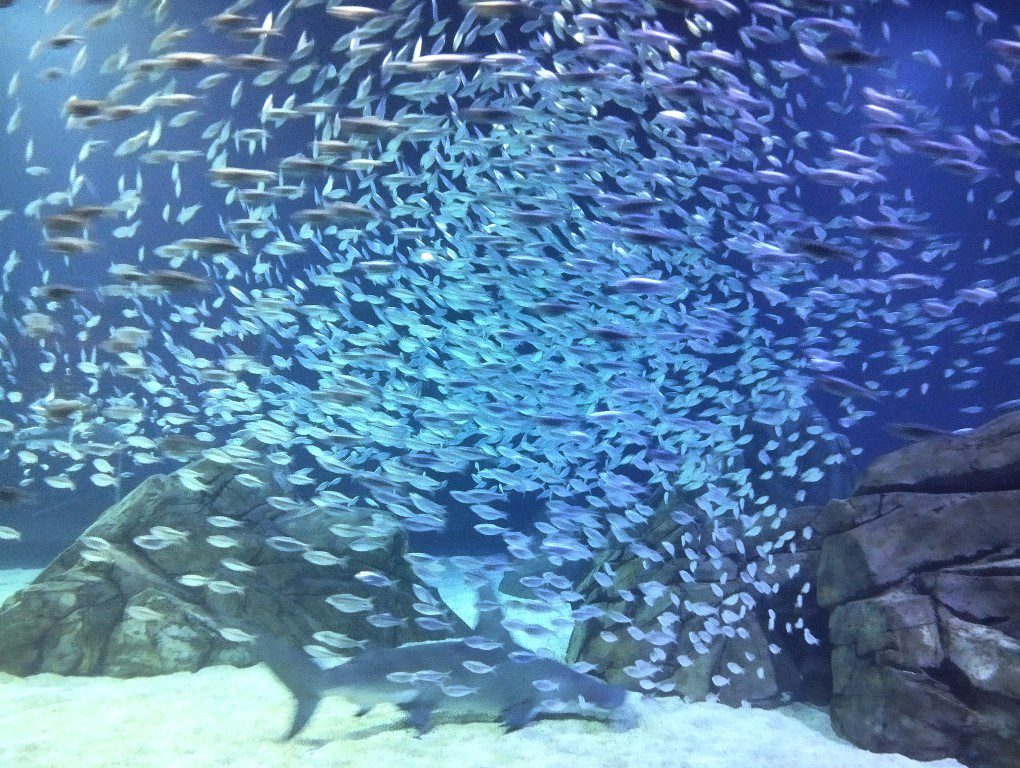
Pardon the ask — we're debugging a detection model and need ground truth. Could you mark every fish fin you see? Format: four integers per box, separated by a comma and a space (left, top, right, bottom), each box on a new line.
283, 692, 320, 740
253, 633, 324, 740
474, 580, 513, 644
500, 701, 536, 732
400, 698, 436, 735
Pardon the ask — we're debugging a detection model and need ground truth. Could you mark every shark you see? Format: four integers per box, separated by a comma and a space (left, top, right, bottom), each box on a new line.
255, 589, 632, 739
257, 632, 632, 738
95, 534, 632, 739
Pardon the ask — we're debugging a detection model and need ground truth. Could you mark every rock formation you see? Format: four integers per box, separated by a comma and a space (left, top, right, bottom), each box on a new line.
817, 410, 1020, 768
564, 410, 853, 706
565, 501, 832, 706
856, 410, 1020, 495
0, 456, 454, 676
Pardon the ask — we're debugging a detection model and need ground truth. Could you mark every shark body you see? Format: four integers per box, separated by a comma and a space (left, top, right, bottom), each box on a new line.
257, 633, 631, 738
87, 544, 629, 737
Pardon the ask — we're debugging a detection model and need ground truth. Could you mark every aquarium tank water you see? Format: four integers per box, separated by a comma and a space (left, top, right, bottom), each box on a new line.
0, 1, 1016, 767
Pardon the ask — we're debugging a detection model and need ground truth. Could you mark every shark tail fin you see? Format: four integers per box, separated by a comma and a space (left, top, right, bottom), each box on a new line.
254, 633, 324, 739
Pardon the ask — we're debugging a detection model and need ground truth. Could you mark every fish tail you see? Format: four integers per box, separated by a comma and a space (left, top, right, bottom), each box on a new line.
254, 633, 324, 739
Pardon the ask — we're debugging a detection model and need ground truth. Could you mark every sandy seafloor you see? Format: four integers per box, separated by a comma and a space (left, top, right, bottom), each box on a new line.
0, 567, 41, 604
0, 568, 963, 768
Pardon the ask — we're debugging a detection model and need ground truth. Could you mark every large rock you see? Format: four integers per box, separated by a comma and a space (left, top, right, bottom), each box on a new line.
922, 559, 1020, 640
566, 502, 832, 706
817, 491, 1020, 607
817, 411, 1020, 768
563, 408, 853, 707
0, 454, 454, 676
856, 410, 1020, 495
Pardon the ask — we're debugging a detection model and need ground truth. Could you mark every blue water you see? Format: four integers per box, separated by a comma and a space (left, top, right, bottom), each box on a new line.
0, 9, 1017, 768
0, 0, 1015, 568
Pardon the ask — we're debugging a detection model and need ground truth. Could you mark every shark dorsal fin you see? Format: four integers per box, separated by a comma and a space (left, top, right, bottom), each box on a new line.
473, 580, 515, 645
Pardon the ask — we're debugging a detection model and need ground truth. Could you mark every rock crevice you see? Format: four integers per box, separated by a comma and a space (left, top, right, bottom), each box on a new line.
817, 411, 1020, 768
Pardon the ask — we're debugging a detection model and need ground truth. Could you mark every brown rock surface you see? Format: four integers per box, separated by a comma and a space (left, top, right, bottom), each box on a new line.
856, 410, 1020, 495
0, 456, 452, 676
817, 411, 1020, 768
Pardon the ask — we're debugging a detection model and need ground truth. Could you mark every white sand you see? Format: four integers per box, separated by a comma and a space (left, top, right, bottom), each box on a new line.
0, 568, 41, 604
0, 665, 964, 768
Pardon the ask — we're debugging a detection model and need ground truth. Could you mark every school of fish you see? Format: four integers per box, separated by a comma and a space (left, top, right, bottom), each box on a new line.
0, 0, 1017, 701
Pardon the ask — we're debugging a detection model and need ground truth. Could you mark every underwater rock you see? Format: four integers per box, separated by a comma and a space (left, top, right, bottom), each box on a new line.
816, 491, 1020, 607
856, 410, 1020, 495
818, 411, 1020, 768
921, 560, 1020, 640
566, 502, 831, 707
0, 458, 439, 677
564, 410, 852, 707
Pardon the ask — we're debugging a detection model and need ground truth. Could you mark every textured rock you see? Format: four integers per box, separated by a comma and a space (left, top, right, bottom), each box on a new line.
856, 410, 1020, 495
922, 560, 1020, 640
817, 491, 1020, 607
829, 589, 943, 671
0, 457, 453, 676
940, 610, 1020, 700
563, 408, 853, 708
566, 502, 831, 707
830, 659, 976, 761
817, 411, 1020, 768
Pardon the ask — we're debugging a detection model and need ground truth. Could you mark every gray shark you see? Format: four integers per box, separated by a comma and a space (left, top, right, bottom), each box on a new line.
256, 631, 631, 738
97, 542, 630, 738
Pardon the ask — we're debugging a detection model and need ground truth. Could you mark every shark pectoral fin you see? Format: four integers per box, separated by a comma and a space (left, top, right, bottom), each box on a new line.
500, 701, 536, 732
399, 699, 436, 736
282, 694, 319, 741
256, 633, 325, 741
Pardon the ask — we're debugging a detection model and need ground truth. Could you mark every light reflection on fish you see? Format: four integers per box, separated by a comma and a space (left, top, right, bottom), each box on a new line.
0, 0, 1015, 719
